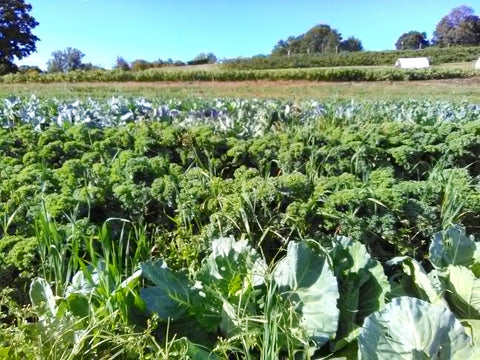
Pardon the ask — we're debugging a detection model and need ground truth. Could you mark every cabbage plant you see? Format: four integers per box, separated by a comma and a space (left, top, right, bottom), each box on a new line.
358, 296, 476, 359
140, 238, 340, 356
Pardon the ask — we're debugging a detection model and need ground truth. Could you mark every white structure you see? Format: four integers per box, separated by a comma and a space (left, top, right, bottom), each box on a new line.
475, 58, 480, 70
394, 57, 430, 69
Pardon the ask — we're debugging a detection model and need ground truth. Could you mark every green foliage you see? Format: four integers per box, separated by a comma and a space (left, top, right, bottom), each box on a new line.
272, 24, 353, 56
0, 0, 39, 74
358, 297, 476, 359
273, 241, 339, 348
2, 62, 479, 83
0, 97, 478, 262
339, 37, 364, 52
330, 237, 390, 351
0, 97, 479, 357
47, 47, 86, 73
188, 52, 217, 65
395, 31, 430, 50
429, 225, 476, 268
140, 237, 340, 357
225, 45, 480, 69
433, 5, 480, 46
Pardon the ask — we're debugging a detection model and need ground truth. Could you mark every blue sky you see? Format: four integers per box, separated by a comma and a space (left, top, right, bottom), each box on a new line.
16, 1, 476, 69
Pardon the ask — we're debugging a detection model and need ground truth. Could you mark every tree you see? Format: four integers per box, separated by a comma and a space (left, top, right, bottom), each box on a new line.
18, 64, 41, 73
303, 25, 342, 53
272, 24, 349, 55
114, 56, 130, 71
130, 59, 151, 71
0, 0, 39, 74
433, 6, 480, 46
47, 47, 85, 72
339, 37, 364, 52
188, 52, 217, 65
395, 31, 429, 50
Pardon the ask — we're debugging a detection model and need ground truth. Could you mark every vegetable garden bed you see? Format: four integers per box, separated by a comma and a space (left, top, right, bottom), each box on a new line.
0, 96, 479, 358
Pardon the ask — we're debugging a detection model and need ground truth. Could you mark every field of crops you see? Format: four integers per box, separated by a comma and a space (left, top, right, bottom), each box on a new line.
2, 66, 480, 84
0, 96, 480, 359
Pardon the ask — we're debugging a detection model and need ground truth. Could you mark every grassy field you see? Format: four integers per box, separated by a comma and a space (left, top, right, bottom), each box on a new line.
1, 77, 480, 102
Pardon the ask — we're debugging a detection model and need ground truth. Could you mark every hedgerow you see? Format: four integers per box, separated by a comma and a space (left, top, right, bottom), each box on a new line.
224, 45, 480, 69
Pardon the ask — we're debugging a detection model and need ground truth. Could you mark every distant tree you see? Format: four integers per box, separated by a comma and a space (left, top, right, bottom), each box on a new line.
130, 59, 151, 71
80, 62, 102, 71
272, 24, 356, 55
0, 0, 39, 74
47, 47, 85, 72
303, 25, 342, 53
152, 59, 166, 68
433, 5, 480, 46
395, 31, 430, 50
18, 64, 41, 73
272, 40, 288, 55
189, 52, 217, 65
339, 37, 364, 52
272, 36, 304, 56
114, 56, 130, 70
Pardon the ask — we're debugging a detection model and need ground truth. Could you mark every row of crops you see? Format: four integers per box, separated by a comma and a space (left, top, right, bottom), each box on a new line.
2, 66, 479, 83
0, 96, 480, 358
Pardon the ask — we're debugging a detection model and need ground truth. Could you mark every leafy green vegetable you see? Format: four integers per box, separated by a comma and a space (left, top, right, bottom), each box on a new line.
29, 277, 57, 323
141, 237, 264, 335
444, 265, 480, 319
273, 241, 339, 347
140, 259, 191, 321
331, 236, 390, 350
462, 319, 480, 347
358, 296, 476, 360
430, 225, 476, 268
387, 256, 446, 306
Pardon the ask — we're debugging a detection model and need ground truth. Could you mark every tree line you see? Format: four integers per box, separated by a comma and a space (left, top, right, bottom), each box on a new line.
272, 24, 363, 56
273, 5, 480, 56
38, 50, 217, 73
396, 5, 480, 50
0, 1, 479, 75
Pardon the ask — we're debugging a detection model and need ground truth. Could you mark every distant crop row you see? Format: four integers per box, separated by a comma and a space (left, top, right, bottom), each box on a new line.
1, 66, 479, 83
224, 45, 480, 69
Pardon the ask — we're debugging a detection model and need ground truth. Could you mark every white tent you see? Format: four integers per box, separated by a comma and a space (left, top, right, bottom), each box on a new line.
394, 57, 430, 69
475, 58, 480, 70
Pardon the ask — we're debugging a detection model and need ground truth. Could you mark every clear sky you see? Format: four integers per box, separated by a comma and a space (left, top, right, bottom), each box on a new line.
15, 0, 477, 70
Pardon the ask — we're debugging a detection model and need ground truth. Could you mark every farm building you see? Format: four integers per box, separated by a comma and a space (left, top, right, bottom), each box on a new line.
395, 57, 430, 69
